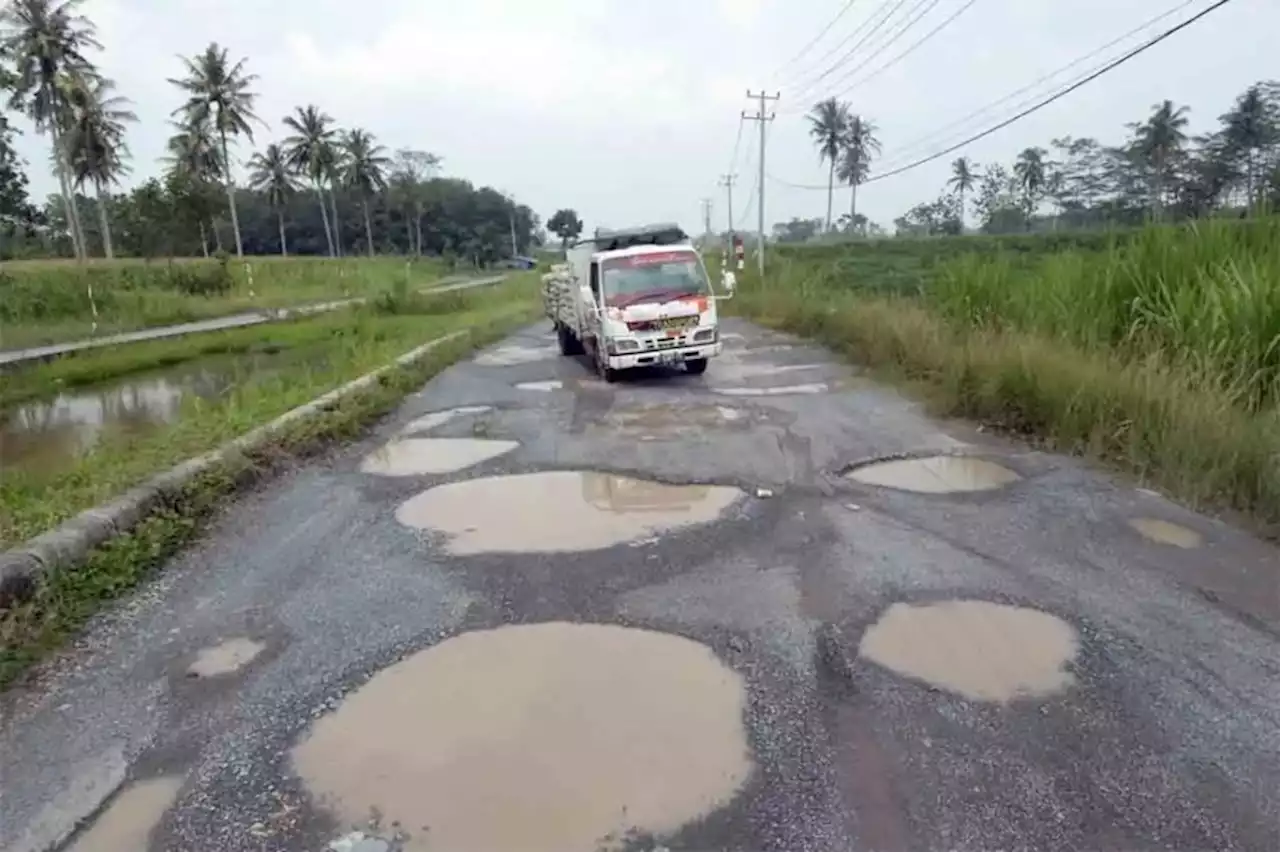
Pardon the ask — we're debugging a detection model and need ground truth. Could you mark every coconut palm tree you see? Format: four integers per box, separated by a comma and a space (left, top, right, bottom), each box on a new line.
168, 41, 259, 257
1, 0, 101, 260
1129, 100, 1189, 219
1221, 85, 1278, 208
163, 118, 223, 254
947, 156, 977, 232
807, 97, 849, 232
247, 143, 299, 256
64, 72, 134, 257
282, 104, 338, 256
837, 115, 880, 232
339, 128, 389, 256
1014, 147, 1047, 227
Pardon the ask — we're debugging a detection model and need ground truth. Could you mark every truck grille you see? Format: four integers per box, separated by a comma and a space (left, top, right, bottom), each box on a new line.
628, 316, 698, 332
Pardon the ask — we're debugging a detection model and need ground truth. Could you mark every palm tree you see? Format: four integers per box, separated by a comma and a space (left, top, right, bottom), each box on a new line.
64, 72, 134, 257
168, 42, 259, 257
1129, 100, 1189, 219
807, 97, 849, 232
837, 115, 880, 232
947, 156, 977, 232
1, 0, 100, 260
247, 143, 299, 256
1014, 147, 1047, 227
164, 118, 222, 254
282, 104, 337, 256
1221, 85, 1277, 209
340, 128, 390, 256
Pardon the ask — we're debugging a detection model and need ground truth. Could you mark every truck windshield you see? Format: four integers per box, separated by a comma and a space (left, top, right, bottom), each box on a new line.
601, 251, 709, 308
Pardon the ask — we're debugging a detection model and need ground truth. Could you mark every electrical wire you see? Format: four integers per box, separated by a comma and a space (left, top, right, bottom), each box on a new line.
767, 0, 863, 88
815, 0, 981, 103
879, 0, 1201, 163
787, 0, 947, 110
863, 0, 1236, 185
728, 115, 745, 173
779, 0, 908, 97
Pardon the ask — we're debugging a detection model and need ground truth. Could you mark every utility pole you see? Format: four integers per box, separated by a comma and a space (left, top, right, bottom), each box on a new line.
700, 197, 713, 246
743, 89, 779, 278
718, 173, 736, 238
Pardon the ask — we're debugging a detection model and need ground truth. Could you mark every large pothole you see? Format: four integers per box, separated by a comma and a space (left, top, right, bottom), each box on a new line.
1128, 517, 1202, 549
186, 637, 265, 678
858, 600, 1079, 702
361, 438, 518, 476
395, 471, 742, 554
65, 776, 182, 852
846, 455, 1020, 494
398, 406, 492, 436
291, 623, 752, 852
475, 342, 556, 366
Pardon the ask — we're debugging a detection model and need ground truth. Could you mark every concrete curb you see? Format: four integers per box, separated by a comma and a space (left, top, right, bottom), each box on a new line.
0, 329, 469, 609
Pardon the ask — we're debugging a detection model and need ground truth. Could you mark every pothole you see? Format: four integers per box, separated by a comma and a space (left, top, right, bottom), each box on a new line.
516, 380, 563, 392
713, 382, 829, 396
589, 404, 749, 438
186, 637, 265, 678
360, 438, 518, 476
291, 623, 752, 852
858, 600, 1078, 702
398, 406, 492, 436
65, 775, 183, 852
475, 343, 556, 366
1129, 517, 1202, 549
395, 471, 742, 554
846, 455, 1020, 494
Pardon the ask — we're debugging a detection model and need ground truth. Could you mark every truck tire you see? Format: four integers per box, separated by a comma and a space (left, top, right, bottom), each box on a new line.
557, 323, 583, 356
685, 358, 708, 375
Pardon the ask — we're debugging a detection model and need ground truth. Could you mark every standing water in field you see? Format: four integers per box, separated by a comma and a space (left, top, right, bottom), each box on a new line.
0, 348, 326, 473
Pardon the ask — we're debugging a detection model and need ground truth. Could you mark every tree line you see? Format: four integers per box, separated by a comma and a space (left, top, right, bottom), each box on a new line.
787, 83, 1280, 242
894, 83, 1280, 237
0, 0, 544, 263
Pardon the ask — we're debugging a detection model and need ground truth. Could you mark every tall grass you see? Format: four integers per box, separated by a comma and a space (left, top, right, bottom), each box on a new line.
930, 217, 1280, 410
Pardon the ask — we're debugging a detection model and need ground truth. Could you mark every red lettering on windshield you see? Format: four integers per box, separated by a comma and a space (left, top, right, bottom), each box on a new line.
605, 250, 697, 268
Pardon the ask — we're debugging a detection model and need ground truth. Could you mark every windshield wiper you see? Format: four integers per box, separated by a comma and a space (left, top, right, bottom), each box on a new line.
610, 289, 703, 309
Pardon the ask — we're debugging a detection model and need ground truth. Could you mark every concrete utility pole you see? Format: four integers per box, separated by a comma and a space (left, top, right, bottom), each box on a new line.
743, 89, 779, 278
700, 197, 713, 245
718, 173, 736, 238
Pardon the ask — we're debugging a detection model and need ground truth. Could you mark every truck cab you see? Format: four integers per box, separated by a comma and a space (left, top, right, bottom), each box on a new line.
553, 223, 732, 382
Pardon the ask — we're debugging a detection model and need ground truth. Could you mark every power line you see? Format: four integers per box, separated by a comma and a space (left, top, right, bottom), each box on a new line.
879, 0, 1200, 163
863, 0, 1236, 185
768, 0, 863, 88
728, 114, 745, 173
778, 0, 911, 102
812, 0, 981, 104
787, 0, 946, 110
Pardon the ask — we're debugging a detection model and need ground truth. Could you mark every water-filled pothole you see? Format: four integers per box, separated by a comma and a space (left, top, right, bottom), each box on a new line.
291, 623, 752, 852
65, 775, 182, 852
395, 471, 742, 554
516, 379, 563, 392
398, 406, 492, 436
1128, 517, 1202, 549
361, 438, 519, 476
846, 455, 1020, 494
714, 382, 828, 397
858, 600, 1078, 702
475, 342, 556, 366
186, 637, 265, 678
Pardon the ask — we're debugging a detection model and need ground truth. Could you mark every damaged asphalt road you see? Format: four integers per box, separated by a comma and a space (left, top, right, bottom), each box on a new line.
3, 318, 1279, 851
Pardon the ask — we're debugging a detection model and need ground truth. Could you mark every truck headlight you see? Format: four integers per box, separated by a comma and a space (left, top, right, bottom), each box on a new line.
609, 338, 640, 354
692, 328, 716, 343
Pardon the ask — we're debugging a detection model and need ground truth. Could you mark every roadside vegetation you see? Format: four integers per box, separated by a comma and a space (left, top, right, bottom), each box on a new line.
0, 274, 539, 550
733, 218, 1280, 535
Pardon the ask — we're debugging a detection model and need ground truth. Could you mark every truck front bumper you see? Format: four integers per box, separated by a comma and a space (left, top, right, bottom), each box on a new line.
605, 342, 722, 370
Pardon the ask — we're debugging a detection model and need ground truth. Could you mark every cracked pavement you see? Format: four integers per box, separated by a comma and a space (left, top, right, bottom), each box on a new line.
2, 318, 1279, 851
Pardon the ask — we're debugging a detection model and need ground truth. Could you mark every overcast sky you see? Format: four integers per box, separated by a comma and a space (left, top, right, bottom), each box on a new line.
10, 0, 1275, 236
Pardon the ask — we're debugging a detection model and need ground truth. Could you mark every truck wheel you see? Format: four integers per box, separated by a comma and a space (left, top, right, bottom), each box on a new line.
557, 323, 583, 356
685, 358, 708, 375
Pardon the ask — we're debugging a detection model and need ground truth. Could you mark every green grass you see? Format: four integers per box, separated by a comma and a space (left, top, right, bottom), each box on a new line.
0, 275, 539, 550
0, 255, 455, 349
730, 219, 1280, 534
0, 309, 536, 689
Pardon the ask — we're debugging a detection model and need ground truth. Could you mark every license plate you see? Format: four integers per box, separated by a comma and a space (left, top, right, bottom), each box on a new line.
657, 352, 678, 365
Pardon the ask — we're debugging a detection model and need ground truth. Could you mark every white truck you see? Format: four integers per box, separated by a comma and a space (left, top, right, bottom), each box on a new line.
541, 223, 733, 382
